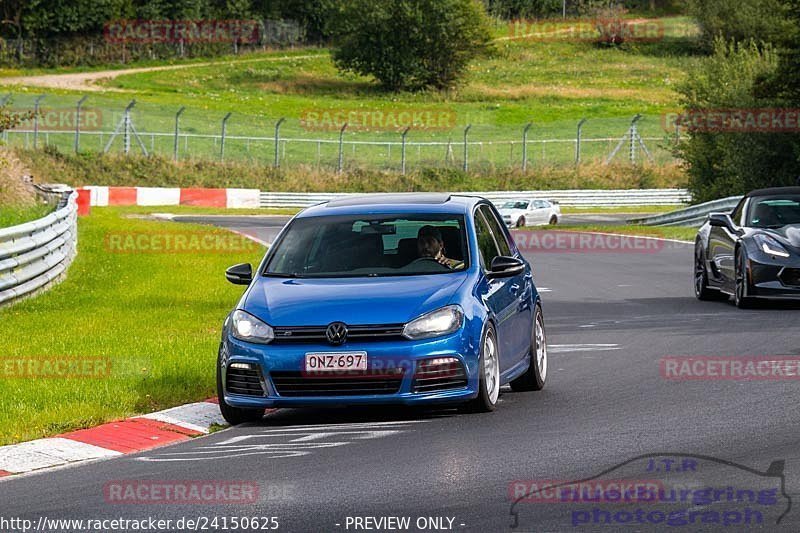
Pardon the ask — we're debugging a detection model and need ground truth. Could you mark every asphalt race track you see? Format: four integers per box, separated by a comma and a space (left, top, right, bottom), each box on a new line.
2, 219, 799, 532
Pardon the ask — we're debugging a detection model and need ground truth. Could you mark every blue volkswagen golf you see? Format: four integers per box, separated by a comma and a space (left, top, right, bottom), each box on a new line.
217, 194, 547, 424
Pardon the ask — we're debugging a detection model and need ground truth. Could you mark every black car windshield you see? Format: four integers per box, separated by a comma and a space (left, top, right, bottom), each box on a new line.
264, 214, 469, 278
747, 196, 800, 228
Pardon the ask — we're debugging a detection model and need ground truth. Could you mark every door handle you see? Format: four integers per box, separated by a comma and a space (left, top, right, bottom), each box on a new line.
510, 283, 520, 294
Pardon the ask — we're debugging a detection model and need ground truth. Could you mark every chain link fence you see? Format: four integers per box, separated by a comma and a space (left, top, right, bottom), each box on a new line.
1, 93, 681, 172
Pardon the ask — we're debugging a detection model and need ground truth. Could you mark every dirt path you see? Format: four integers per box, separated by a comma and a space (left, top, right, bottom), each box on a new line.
0, 53, 325, 92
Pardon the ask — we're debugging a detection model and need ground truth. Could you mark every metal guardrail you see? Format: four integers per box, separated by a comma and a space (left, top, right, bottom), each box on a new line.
630, 195, 743, 227
259, 189, 692, 209
0, 190, 78, 306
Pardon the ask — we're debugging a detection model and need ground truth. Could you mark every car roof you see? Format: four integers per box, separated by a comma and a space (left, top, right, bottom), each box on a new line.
746, 186, 800, 198
297, 193, 485, 218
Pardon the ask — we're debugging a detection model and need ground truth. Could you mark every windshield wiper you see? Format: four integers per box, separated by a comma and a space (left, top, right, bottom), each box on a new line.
263, 272, 304, 278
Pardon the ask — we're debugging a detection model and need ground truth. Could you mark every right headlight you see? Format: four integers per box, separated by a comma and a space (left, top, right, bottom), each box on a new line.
754, 234, 790, 259
403, 305, 464, 340
230, 310, 275, 344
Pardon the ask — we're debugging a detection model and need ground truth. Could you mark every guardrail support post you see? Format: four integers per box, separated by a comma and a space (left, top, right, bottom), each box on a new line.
575, 118, 587, 165
401, 127, 410, 175
220, 112, 232, 162
337, 123, 348, 174
173, 106, 185, 162
33, 95, 45, 149
274, 118, 286, 168
74, 96, 88, 154
522, 122, 533, 172
463, 124, 472, 173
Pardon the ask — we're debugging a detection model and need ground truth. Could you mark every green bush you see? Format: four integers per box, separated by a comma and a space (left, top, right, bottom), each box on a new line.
688, 0, 793, 49
330, 0, 493, 91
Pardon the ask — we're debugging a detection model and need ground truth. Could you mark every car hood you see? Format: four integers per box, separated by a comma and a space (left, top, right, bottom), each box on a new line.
753, 225, 800, 249
243, 274, 468, 326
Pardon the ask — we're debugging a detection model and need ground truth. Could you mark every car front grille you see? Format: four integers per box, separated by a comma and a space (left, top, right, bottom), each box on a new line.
225, 364, 265, 397
270, 370, 404, 396
271, 324, 405, 344
412, 358, 468, 393
779, 268, 800, 287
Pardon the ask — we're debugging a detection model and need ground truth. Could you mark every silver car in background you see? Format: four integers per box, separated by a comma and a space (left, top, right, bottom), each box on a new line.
498, 199, 561, 227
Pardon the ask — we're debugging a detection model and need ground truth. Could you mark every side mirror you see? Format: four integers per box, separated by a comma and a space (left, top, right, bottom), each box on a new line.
225, 263, 253, 285
487, 256, 525, 279
708, 213, 741, 234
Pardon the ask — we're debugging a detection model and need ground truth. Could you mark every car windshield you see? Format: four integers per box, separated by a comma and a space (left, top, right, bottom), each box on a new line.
502, 201, 529, 209
264, 214, 469, 278
747, 196, 800, 228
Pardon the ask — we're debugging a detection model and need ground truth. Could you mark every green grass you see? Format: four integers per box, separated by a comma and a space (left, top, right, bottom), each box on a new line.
0, 207, 264, 445
531, 224, 696, 241
0, 204, 52, 227
1, 17, 701, 170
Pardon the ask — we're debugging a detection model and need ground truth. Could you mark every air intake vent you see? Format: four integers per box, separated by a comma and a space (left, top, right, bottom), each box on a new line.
412, 358, 467, 393
225, 363, 265, 397
270, 370, 404, 396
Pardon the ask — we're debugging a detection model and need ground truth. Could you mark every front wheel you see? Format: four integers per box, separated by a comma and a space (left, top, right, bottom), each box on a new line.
516, 217, 526, 228
216, 348, 265, 425
734, 248, 755, 309
511, 304, 547, 392
463, 323, 500, 412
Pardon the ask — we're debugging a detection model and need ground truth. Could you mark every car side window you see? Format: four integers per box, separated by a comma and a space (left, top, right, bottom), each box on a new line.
479, 205, 512, 257
534, 200, 548, 209
474, 209, 501, 269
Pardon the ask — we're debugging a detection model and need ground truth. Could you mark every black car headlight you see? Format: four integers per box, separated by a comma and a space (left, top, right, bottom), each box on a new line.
754, 234, 791, 259
403, 305, 464, 340
231, 310, 275, 344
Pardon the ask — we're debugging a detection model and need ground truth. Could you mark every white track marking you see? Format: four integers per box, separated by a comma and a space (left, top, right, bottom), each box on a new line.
548, 344, 620, 353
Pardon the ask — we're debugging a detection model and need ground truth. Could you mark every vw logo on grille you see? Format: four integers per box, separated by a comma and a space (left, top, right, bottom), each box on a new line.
326, 322, 348, 345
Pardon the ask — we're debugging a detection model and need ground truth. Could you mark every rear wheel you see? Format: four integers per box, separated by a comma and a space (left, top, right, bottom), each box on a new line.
734, 248, 755, 309
463, 323, 500, 412
511, 304, 547, 392
548, 215, 558, 225
694, 243, 726, 301
216, 348, 265, 425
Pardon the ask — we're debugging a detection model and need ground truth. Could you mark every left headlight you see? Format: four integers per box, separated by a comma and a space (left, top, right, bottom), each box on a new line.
754, 234, 791, 259
403, 305, 464, 340
231, 310, 275, 344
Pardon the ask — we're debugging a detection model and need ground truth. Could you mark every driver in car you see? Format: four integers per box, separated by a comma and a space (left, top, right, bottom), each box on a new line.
417, 226, 464, 270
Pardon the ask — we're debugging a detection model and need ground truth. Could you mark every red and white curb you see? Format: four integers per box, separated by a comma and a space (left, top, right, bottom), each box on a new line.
0, 400, 224, 478
83, 186, 260, 209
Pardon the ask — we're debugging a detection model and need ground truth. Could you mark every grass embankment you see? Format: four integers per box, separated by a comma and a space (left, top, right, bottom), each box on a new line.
16, 148, 687, 191
0, 148, 54, 227
0, 207, 264, 445
2, 17, 701, 169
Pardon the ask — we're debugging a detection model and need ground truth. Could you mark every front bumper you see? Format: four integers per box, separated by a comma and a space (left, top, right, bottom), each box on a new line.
221, 331, 480, 408
747, 254, 800, 299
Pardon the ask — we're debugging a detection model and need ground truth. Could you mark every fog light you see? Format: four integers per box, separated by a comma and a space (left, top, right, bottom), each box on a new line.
229, 362, 255, 370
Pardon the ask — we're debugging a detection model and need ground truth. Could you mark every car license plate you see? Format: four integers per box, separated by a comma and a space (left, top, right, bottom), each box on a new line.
305, 352, 368, 372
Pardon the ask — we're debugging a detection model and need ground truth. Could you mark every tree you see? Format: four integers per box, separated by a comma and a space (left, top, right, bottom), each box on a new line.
688, 0, 793, 49
331, 0, 492, 91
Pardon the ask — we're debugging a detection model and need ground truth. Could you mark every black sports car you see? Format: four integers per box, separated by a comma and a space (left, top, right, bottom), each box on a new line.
695, 186, 800, 308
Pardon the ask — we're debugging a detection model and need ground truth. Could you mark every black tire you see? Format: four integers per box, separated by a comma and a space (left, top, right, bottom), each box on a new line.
216, 348, 265, 425
734, 247, 755, 309
548, 215, 558, 225
694, 243, 726, 301
462, 323, 500, 413
516, 217, 526, 228
511, 304, 547, 392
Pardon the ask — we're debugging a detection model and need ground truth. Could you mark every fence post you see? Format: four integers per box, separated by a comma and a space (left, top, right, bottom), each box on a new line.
174, 106, 185, 162
629, 114, 642, 164
274, 117, 286, 168
74, 96, 88, 154
33, 95, 45, 149
123, 100, 136, 155
575, 118, 587, 165
401, 127, 410, 175
463, 124, 472, 173
337, 123, 348, 174
220, 112, 232, 162
522, 122, 532, 172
